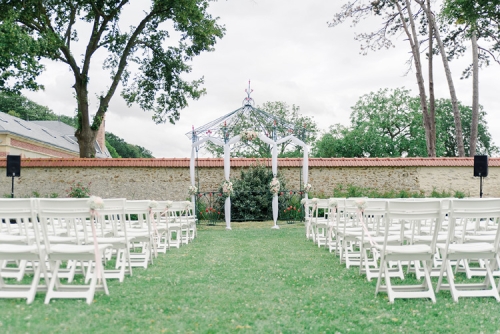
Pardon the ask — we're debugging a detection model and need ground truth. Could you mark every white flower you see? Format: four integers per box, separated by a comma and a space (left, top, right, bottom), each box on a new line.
355, 199, 367, 211
304, 183, 312, 193
188, 185, 198, 196
165, 200, 173, 209
88, 196, 104, 210
240, 130, 258, 141
149, 200, 158, 209
300, 198, 307, 205
328, 198, 338, 208
269, 177, 280, 195
222, 180, 233, 196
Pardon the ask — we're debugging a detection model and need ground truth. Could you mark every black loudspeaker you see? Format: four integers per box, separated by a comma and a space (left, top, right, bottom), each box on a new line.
474, 155, 488, 177
6, 155, 21, 177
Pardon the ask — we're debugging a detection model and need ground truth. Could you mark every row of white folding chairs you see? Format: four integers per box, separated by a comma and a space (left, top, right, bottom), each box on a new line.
305, 197, 500, 303
0, 198, 196, 305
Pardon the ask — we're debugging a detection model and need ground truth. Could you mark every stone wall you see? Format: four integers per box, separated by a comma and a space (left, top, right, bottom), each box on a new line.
1, 160, 498, 199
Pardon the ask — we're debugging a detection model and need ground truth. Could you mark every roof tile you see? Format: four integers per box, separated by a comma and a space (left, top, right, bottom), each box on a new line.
0, 157, 498, 168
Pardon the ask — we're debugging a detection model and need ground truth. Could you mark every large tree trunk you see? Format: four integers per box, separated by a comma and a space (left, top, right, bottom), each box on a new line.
420, 1, 466, 156
397, 0, 435, 157
74, 80, 98, 158
470, 30, 479, 156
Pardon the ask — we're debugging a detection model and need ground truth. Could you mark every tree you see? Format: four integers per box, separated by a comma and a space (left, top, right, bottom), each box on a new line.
329, 0, 469, 157
105, 132, 154, 158
0, 1, 224, 157
329, 0, 437, 156
312, 88, 498, 158
204, 102, 318, 158
440, 0, 500, 156
0, 92, 60, 121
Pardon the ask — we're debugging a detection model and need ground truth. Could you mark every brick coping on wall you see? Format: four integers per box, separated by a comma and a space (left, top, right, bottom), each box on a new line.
0, 157, 498, 168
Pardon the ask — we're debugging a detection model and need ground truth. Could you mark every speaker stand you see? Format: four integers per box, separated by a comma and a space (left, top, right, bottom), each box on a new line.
480, 176, 483, 198
11, 172, 15, 198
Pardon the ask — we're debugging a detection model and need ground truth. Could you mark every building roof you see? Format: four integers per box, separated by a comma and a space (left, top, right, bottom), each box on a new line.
30, 120, 76, 136
0, 113, 110, 158
2, 157, 498, 168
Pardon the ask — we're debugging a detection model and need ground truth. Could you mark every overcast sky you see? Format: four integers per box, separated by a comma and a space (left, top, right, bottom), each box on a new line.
24, 1, 500, 158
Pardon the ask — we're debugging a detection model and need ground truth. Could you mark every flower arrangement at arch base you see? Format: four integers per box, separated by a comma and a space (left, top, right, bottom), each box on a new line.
221, 180, 234, 197
269, 177, 280, 195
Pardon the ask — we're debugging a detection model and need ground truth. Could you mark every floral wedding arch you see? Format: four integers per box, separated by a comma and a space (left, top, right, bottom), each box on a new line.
185, 82, 309, 230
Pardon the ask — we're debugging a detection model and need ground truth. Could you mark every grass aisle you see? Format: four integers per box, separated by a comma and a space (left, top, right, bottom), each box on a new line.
2, 222, 500, 333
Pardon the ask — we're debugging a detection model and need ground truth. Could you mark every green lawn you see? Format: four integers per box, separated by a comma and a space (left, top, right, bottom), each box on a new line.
2, 222, 500, 333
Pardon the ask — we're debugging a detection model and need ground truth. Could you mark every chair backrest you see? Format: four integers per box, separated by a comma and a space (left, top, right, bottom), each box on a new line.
37, 198, 95, 250
99, 198, 127, 237
125, 200, 152, 229
385, 199, 443, 250
448, 198, 500, 247
0, 198, 40, 245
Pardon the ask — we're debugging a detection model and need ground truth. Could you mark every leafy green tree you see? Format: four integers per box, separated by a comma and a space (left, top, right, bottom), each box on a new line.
205, 101, 318, 158
440, 0, 500, 156
0, 92, 59, 121
105, 132, 154, 158
313, 88, 498, 158
0, 1, 224, 157
105, 140, 121, 158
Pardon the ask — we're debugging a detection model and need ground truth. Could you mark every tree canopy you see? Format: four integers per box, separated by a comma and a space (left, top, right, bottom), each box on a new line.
203, 101, 318, 158
312, 88, 498, 158
0, 0, 224, 157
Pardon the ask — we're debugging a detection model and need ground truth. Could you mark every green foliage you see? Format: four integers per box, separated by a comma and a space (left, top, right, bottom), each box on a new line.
229, 164, 286, 221
332, 184, 459, 199
196, 195, 224, 225
205, 101, 318, 158
105, 140, 121, 158
280, 194, 304, 223
430, 188, 452, 198
0, 92, 76, 123
67, 182, 91, 198
440, 0, 500, 77
0, 0, 225, 157
313, 88, 499, 157
105, 132, 154, 158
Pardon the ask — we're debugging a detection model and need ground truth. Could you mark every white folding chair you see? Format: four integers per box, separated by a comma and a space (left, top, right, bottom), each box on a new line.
37, 198, 112, 305
337, 198, 364, 268
357, 199, 404, 281
123, 200, 155, 268
0, 198, 48, 304
85, 198, 134, 283
375, 199, 443, 303
436, 198, 500, 302
310, 199, 331, 248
